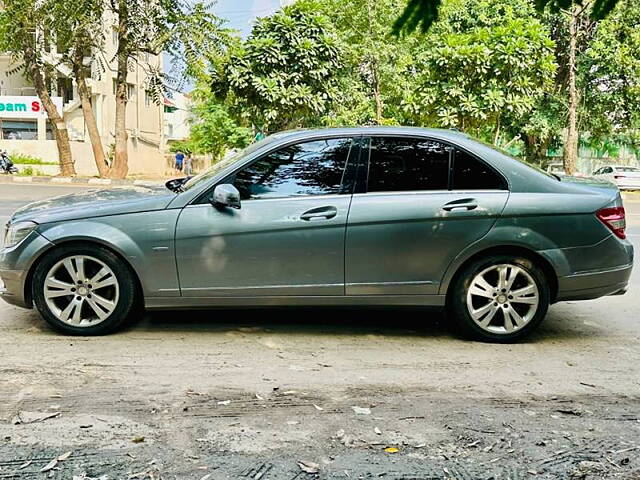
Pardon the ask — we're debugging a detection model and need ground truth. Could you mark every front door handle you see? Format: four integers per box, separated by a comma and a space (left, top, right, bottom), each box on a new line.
442, 198, 478, 212
300, 206, 338, 221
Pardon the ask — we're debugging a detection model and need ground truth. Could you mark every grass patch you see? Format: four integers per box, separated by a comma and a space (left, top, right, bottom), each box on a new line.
8, 152, 57, 165
17, 166, 45, 176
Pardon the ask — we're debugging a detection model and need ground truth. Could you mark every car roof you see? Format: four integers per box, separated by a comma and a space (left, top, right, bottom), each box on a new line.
270, 126, 471, 141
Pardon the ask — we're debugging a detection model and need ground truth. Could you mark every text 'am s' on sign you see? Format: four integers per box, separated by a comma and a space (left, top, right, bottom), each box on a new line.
0, 96, 63, 120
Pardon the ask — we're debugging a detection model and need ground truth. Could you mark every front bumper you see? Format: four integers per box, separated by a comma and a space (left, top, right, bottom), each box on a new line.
0, 231, 54, 308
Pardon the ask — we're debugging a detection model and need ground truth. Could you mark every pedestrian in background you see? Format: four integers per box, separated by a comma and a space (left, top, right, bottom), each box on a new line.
174, 150, 185, 174
184, 153, 193, 176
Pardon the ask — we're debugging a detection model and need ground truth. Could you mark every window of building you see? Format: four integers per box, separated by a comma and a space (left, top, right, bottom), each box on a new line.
145, 90, 154, 107
229, 138, 353, 200
0, 120, 38, 140
112, 27, 118, 46
452, 149, 506, 190
367, 137, 451, 192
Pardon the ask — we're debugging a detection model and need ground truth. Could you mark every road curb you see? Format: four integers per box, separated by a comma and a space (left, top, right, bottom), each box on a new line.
0, 175, 165, 187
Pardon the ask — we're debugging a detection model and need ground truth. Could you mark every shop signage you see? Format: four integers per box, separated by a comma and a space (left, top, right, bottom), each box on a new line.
0, 96, 63, 120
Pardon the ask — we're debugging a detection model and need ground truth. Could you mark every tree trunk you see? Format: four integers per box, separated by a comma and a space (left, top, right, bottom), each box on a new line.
75, 65, 109, 177
110, 1, 130, 179
25, 61, 76, 176
563, 7, 579, 176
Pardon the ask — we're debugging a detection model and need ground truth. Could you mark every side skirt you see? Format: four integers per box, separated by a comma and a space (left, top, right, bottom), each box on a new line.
145, 295, 446, 310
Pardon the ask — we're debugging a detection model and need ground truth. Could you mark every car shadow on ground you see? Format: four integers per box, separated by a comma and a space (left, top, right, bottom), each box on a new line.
135, 307, 453, 339
121, 305, 598, 343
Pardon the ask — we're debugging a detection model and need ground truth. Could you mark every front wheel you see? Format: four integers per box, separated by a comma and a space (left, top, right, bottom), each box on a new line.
32, 245, 138, 335
449, 255, 550, 342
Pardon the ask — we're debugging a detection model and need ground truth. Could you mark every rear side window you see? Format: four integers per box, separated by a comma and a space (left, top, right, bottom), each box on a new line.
367, 137, 450, 192
452, 149, 506, 190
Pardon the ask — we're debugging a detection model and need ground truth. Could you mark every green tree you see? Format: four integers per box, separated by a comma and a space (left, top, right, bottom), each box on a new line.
0, 0, 77, 175
298, 0, 419, 125
580, 0, 640, 140
107, 0, 228, 178
178, 82, 252, 159
213, 4, 343, 134
49, 0, 110, 177
393, 0, 622, 35
402, 0, 557, 143
516, 1, 640, 170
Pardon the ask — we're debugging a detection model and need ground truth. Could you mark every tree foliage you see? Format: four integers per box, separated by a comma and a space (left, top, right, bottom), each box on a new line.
212, 3, 343, 134
580, 0, 640, 139
297, 0, 420, 125
174, 83, 252, 158
402, 2, 556, 140
393, 0, 622, 35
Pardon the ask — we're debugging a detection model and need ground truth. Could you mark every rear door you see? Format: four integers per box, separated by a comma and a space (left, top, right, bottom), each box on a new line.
345, 136, 509, 296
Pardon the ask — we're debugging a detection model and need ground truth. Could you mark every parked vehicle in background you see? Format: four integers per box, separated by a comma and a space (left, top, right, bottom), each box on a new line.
592, 165, 640, 190
0, 150, 18, 175
0, 127, 633, 342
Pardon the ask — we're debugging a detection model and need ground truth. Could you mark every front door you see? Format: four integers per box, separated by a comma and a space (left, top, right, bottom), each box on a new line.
345, 136, 509, 295
175, 137, 357, 297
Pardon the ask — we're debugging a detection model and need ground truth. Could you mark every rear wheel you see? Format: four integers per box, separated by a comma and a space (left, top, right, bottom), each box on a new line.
33, 245, 137, 335
449, 255, 550, 342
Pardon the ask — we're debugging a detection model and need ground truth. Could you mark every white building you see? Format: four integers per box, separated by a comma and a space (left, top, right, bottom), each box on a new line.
163, 92, 192, 145
0, 17, 166, 176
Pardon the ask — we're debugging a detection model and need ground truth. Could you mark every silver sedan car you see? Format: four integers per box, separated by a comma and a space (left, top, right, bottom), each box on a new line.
592, 165, 640, 190
0, 128, 634, 342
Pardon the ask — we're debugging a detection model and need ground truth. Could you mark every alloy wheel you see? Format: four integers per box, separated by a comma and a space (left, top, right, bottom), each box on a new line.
466, 263, 539, 334
43, 255, 120, 327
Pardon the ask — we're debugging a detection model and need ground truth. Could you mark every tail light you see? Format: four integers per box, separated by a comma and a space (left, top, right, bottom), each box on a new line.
596, 206, 626, 239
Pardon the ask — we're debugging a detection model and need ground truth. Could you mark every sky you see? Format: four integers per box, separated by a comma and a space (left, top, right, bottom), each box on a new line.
168, 0, 282, 93
213, 0, 283, 37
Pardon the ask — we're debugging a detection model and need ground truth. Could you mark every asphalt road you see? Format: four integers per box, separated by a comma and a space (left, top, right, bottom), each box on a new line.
0, 183, 639, 479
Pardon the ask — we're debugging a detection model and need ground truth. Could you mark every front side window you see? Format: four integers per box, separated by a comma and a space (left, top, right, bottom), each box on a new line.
367, 137, 451, 192
230, 138, 352, 200
452, 149, 506, 190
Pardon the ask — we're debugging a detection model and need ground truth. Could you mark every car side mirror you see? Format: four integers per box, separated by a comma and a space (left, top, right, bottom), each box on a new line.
212, 184, 241, 209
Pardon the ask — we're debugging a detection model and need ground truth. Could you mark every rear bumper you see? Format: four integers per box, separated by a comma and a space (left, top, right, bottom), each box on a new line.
556, 263, 632, 301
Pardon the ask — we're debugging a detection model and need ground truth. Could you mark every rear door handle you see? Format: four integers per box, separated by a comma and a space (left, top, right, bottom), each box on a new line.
300, 206, 338, 221
442, 199, 478, 212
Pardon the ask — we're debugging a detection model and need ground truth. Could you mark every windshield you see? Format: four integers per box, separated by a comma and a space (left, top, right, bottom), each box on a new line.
181, 137, 274, 191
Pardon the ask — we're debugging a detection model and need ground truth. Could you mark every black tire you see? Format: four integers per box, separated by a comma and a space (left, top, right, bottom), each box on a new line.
448, 254, 550, 343
32, 244, 138, 335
